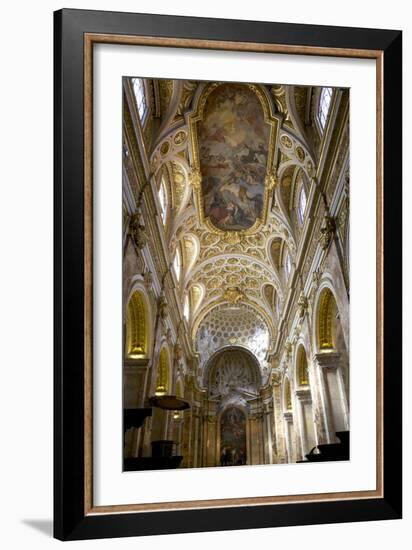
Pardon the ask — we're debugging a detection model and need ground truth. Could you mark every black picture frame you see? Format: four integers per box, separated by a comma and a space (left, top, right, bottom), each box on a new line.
54, 8, 402, 541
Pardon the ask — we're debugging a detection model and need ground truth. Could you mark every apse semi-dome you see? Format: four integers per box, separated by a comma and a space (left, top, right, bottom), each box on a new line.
195, 304, 270, 367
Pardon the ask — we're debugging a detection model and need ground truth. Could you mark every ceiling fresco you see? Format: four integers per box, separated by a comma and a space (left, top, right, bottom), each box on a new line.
146, 79, 316, 377
198, 84, 269, 231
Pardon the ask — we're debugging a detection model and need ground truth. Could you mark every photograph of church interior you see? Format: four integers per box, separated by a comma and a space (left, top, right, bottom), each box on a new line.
122, 76, 349, 471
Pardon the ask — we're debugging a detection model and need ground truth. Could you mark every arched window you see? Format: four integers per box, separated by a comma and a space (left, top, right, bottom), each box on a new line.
173, 247, 181, 282
285, 251, 292, 277
298, 184, 307, 225
318, 87, 333, 131
158, 176, 167, 224
126, 291, 148, 358
131, 77, 149, 123
297, 345, 309, 386
183, 294, 190, 322
155, 347, 169, 396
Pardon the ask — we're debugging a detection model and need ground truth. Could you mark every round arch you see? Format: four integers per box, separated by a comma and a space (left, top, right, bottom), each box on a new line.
313, 286, 339, 352
125, 289, 151, 359
192, 298, 275, 346
194, 303, 272, 370
202, 346, 262, 390
312, 277, 348, 354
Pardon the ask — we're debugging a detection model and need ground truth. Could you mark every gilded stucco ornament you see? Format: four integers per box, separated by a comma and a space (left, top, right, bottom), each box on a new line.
223, 287, 245, 305
285, 341, 292, 359
307, 161, 316, 178
173, 130, 187, 145
250, 413, 264, 422
143, 270, 153, 288
295, 145, 305, 162
320, 214, 336, 250
221, 232, 242, 245
265, 171, 278, 191
158, 292, 168, 321
174, 341, 183, 361
298, 293, 309, 319
189, 168, 202, 190
160, 141, 171, 156
270, 85, 289, 118
280, 134, 293, 148
312, 267, 322, 289
129, 210, 147, 249
158, 79, 174, 117
270, 369, 282, 387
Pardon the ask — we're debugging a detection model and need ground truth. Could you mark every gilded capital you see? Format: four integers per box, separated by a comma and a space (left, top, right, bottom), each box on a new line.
189, 169, 202, 190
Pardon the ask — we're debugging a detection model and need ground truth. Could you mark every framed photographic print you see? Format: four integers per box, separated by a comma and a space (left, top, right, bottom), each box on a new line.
54, 8, 402, 541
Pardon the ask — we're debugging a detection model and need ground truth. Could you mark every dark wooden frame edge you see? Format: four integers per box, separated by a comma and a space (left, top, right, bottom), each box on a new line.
54, 8, 402, 541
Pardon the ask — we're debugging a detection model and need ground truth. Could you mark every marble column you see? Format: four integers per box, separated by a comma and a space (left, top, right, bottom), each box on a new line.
123, 359, 151, 458
295, 388, 317, 458
263, 403, 274, 464
248, 413, 264, 465
192, 406, 202, 468
204, 414, 218, 467
283, 411, 296, 463
272, 383, 287, 463
314, 352, 349, 442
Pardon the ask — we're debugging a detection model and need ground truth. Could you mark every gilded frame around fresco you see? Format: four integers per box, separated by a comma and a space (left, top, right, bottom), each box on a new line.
186, 82, 279, 238
54, 9, 402, 541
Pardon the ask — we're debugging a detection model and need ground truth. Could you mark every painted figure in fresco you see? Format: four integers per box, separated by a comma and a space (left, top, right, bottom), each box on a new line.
220, 407, 247, 466
199, 84, 269, 231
